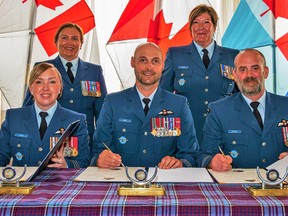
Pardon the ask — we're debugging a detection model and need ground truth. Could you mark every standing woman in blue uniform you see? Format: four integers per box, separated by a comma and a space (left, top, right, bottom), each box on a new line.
0, 63, 90, 168
160, 4, 239, 144
23, 23, 107, 156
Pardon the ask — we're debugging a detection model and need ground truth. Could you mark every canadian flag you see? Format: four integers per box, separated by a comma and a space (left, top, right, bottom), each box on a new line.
106, 0, 210, 89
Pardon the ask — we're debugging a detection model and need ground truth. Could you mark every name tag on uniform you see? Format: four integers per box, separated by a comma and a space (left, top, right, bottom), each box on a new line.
228, 130, 241, 134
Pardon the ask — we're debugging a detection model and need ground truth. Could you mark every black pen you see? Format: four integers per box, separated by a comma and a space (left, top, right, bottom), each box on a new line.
103, 142, 125, 167
218, 146, 238, 168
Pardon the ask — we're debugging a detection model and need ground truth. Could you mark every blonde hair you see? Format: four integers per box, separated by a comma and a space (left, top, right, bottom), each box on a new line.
29, 62, 63, 98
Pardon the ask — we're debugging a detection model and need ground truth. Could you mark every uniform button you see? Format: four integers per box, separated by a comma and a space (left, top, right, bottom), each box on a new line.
204, 101, 208, 105
144, 132, 148, 136
17, 144, 21, 148
232, 141, 236, 145
262, 159, 266, 163
122, 128, 126, 132
205, 76, 209, 80
70, 88, 74, 92
38, 147, 43, 152
143, 149, 147, 154
204, 88, 208, 92
181, 73, 184, 76
38, 161, 42, 165
262, 142, 266, 147
203, 113, 207, 117
69, 100, 74, 104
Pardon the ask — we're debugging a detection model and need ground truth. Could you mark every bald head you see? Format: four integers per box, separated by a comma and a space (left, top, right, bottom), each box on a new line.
133, 42, 163, 60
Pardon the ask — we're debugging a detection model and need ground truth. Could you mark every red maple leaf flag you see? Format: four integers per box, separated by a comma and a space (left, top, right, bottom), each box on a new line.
35, 0, 95, 56
35, 0, 63, 10
106, 0, 208, 89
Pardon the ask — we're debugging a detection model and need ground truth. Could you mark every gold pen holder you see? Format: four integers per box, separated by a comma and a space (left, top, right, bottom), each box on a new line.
118, 166, 165, 196
248, 166, 288, 196
0, 165, 35, 195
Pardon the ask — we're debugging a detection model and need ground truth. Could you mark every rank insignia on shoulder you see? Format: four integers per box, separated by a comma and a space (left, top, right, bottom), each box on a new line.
220, 64, 234, 80
151, 117, 181, 137
158, 109, 174, 116
81, 81, 101, 97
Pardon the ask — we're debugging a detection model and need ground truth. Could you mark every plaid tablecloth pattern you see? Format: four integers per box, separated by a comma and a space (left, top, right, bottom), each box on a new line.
0, 168, 288, 216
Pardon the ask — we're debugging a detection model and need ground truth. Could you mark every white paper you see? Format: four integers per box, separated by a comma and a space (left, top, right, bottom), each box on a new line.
74, 167, 144, 182
208, 168, 266, 184
148, 167, 214, 183
266, 156, 288, 178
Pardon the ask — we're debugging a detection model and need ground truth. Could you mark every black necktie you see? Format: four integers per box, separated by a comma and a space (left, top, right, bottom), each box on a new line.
39, 112, 48, 139
202, 49, 210, 69
142, 98, 151, 116
66, 62, 74, 83
250, 102, 263, 130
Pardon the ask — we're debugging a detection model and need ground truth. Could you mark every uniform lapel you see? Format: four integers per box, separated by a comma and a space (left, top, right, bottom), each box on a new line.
127, 86, 146, 122
74, 59, 89, 85
142, 88, 164, 128
262, 93, 278, 138
23, 106, 41, 142
209, 42, 222, 70
54, 56, 71, 85
236, 94, 262, 135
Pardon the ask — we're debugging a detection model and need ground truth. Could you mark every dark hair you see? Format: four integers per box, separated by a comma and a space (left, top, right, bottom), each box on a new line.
54, 22, 84, 44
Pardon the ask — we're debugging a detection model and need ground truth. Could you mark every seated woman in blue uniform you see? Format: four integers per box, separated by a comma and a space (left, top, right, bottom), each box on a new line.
0, 63, 90, 168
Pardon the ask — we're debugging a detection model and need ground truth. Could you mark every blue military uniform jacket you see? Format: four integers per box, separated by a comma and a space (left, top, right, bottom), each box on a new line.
22, 56, 107, 155
0, 104, 90, 168
160, 42, 239, 144
197, 92, 288, 168
91, 86, 199, 167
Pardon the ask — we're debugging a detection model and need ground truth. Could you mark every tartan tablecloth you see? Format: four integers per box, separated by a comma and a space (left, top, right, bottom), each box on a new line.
0, 168, 288, 216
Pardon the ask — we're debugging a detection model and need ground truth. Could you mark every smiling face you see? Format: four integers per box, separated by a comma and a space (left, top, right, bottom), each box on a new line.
233, 49, 269, 100
29, 67, 62, 111
55, 27, 82, 61
130, 43, 164, 92
190, 12, 215, 48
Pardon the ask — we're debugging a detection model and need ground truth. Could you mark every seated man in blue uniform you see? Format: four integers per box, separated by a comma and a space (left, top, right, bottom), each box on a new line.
197, 49, 288, 171
0, 63, 90, 168
90, 42, 199, 169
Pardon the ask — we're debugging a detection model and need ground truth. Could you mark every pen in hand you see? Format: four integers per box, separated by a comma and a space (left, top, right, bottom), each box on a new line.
218, 146, 238, 168
102, 142, 125, 167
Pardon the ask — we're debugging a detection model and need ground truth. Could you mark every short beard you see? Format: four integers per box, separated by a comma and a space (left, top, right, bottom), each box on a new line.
241, 77, 262, 96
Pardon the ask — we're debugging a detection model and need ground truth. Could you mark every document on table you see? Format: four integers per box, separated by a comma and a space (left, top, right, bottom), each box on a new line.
75, 167, 214, 183
266, 155, 288, 178
208, 168, 266, 184
0, 166, 38, 182
148, 167, 214, 183
74, 167, 144, 182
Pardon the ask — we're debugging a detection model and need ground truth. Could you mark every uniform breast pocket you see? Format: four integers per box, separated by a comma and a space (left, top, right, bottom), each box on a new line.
222, 77, 235, 96
10, 137, 32, 165
223, 133, 248, 160
174, 69, 193, 93
153, 136, 176, 155
114, 122, 138, 154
